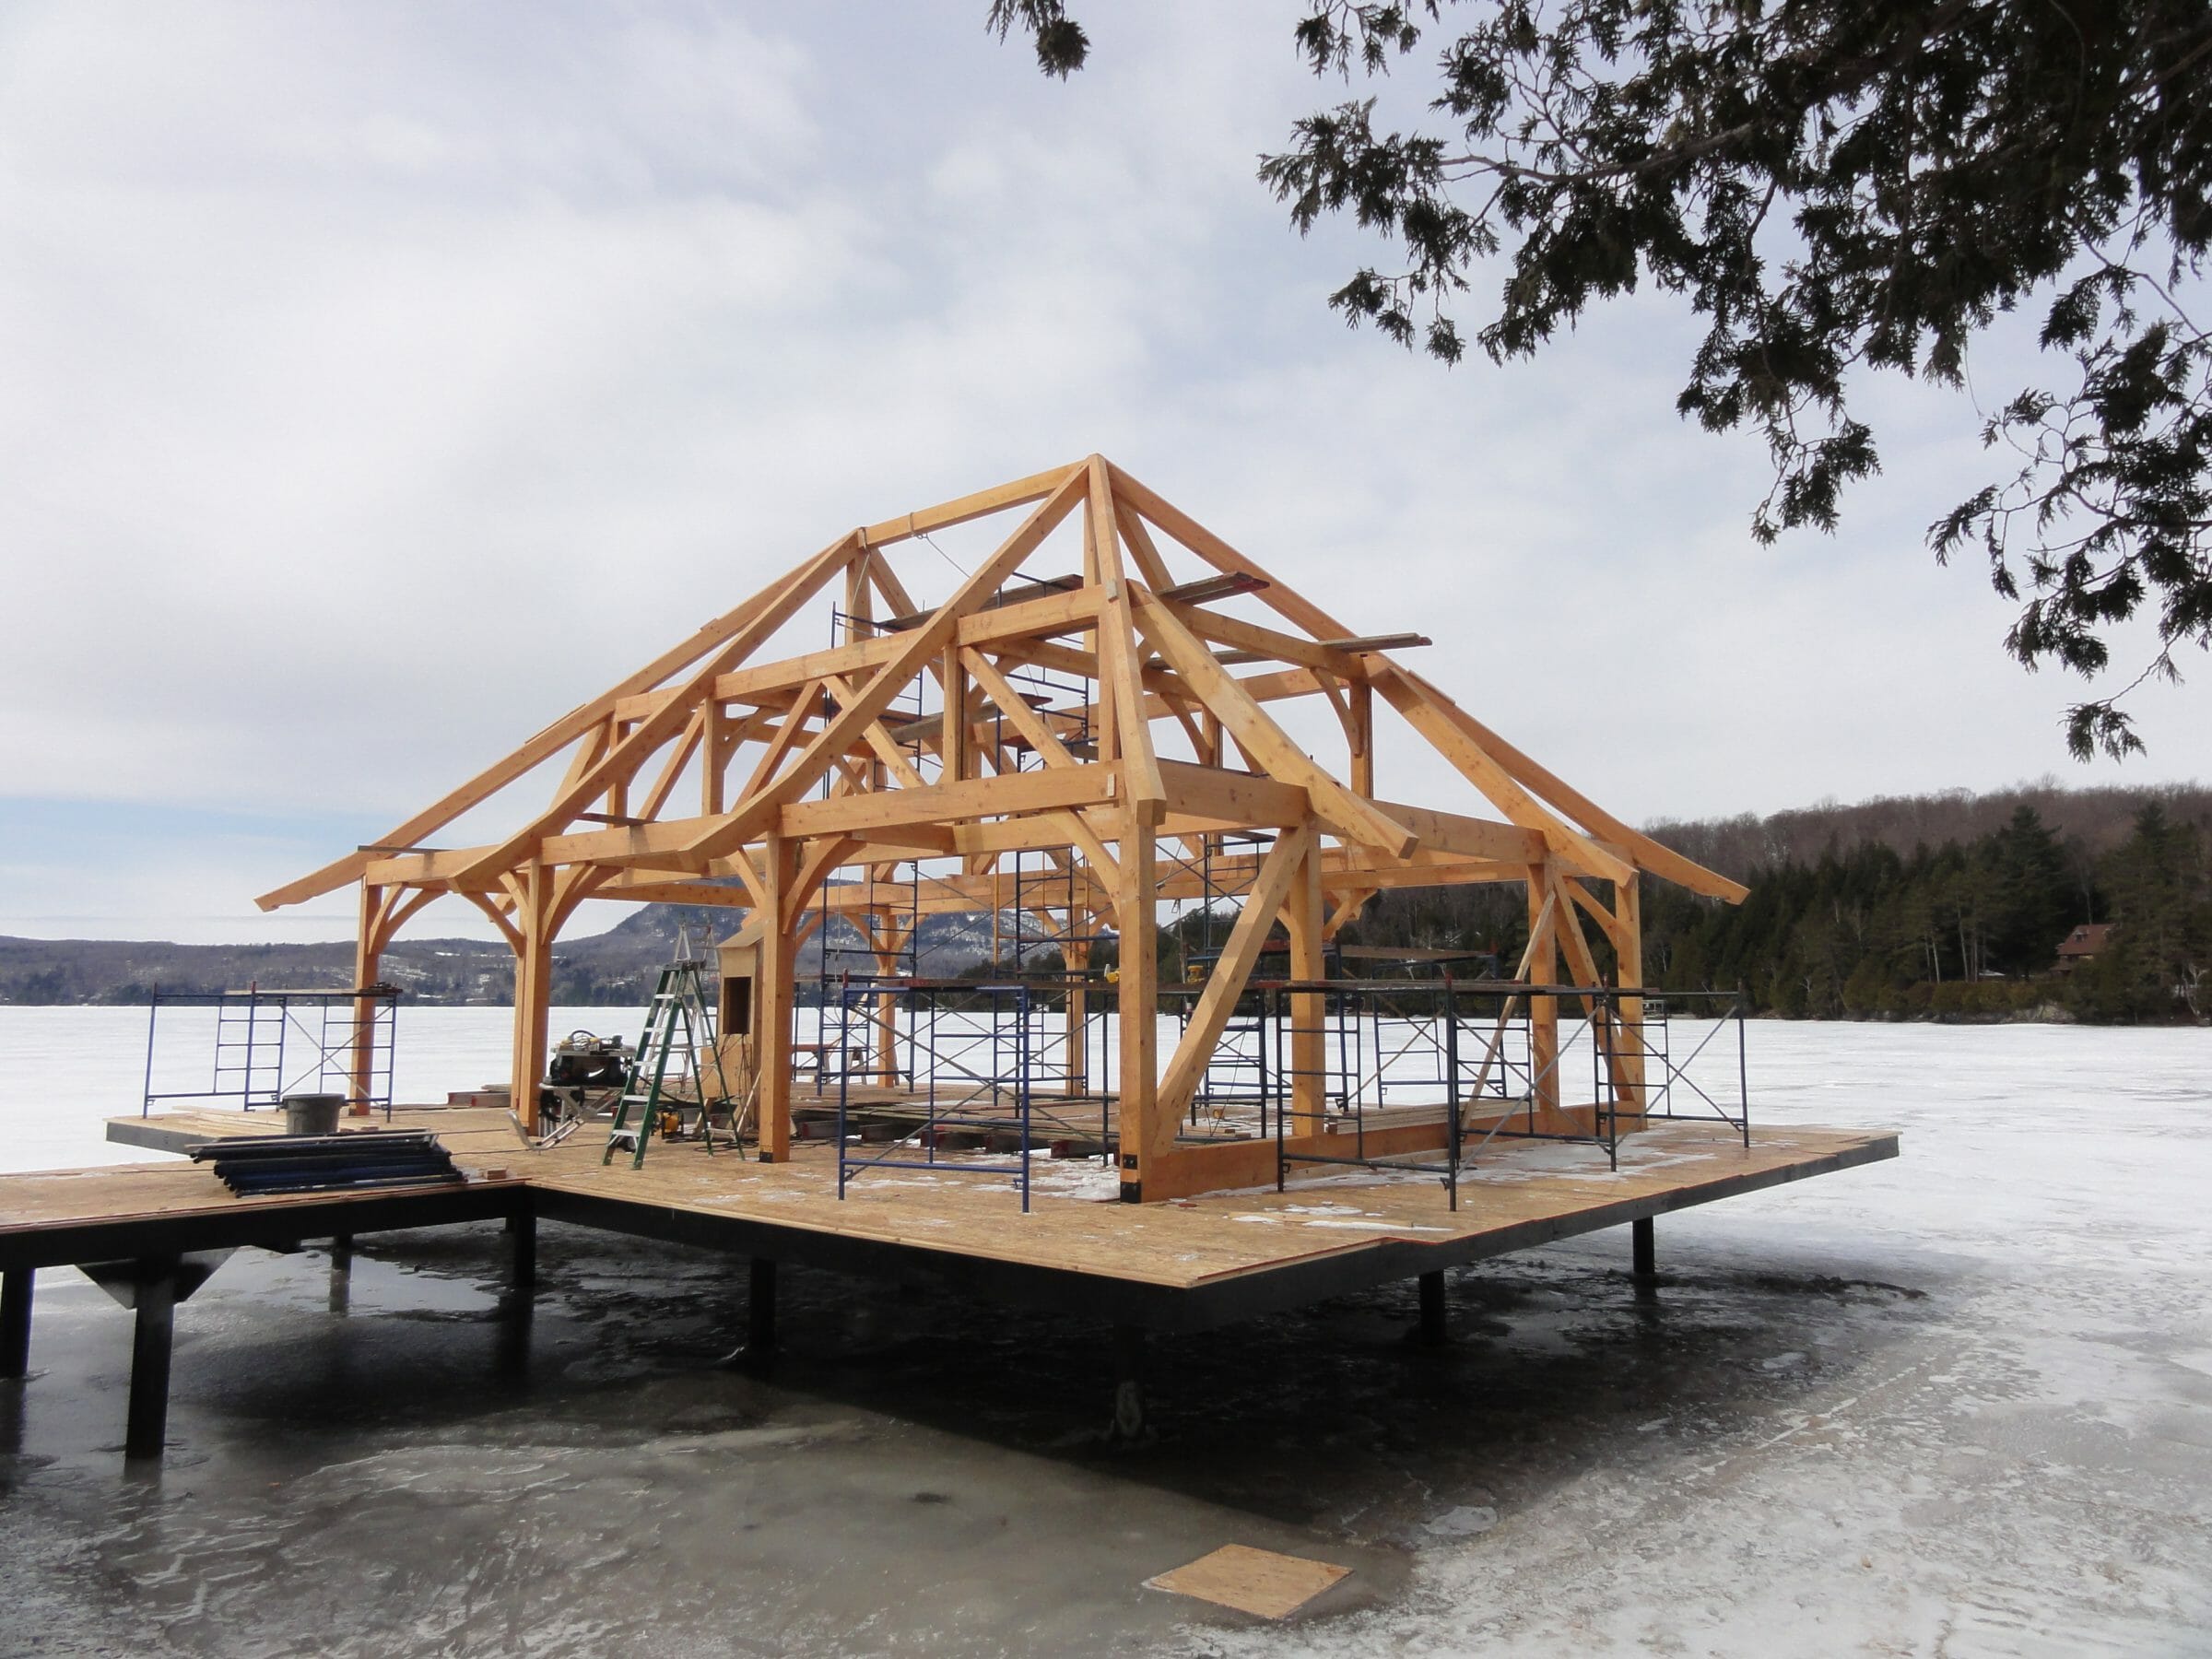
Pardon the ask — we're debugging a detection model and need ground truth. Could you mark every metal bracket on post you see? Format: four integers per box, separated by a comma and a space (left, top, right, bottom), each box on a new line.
78, 1252, 231, 1462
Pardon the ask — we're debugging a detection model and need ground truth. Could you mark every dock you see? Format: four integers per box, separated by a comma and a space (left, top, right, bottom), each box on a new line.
0, 1108, 1897, 1458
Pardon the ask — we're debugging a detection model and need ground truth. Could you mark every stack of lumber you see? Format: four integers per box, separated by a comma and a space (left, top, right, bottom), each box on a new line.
188, 1131, 465, 1196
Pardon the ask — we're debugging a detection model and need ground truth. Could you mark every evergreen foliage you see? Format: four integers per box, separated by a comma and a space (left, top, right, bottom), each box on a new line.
1337, 798, 2212, 1020
994, 1, 2212, 757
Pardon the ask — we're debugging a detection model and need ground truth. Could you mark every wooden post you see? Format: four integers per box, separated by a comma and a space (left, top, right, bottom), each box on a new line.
508, 865, 556, 1136
1615, 874, 1647, 1129
940, 646, 967, 784
1526, 864, 1560, 1123
1115, 811, 1157, 1199
604, 718, 630, 821
701, 700, 726, 816
757, 835, 797, 1163
1064, 937, 1091, 1099
349, 883, 382, 1116
871, 918, 908, 1087
1348, 678, 1373, 799
1285, 826, 1327, 1135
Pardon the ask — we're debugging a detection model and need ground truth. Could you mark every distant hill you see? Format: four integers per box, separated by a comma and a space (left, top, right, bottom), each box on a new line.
0, 900, 999, 1007
1645, 779, 2212, 882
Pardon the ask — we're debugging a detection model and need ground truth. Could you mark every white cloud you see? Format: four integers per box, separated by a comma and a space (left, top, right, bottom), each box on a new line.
0, 1, 2204, 943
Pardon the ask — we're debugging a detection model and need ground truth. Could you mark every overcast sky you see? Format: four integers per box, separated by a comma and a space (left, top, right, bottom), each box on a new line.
4, 2, 2206, 947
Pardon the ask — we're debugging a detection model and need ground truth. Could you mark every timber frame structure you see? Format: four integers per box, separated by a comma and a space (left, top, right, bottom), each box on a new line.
259, 457, 1747, 1204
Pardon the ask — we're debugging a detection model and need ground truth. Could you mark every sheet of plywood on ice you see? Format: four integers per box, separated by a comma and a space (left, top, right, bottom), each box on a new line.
1145, 1544, 1350, 1619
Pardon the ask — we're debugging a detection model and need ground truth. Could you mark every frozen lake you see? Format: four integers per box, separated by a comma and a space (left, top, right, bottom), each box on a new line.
1, 1009, 2206, 1654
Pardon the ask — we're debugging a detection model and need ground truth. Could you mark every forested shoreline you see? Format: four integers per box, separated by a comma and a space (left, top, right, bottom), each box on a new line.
6, 782, 2208, 1023
1341, 783, 2212, 1024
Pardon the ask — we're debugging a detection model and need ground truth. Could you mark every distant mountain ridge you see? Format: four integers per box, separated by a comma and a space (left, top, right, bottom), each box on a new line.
0, 903, 1000, 1007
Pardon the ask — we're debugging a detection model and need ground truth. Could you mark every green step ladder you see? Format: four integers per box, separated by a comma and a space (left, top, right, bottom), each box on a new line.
604, 929, 739, 1170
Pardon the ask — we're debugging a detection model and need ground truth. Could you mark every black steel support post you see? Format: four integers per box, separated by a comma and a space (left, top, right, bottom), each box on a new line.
1418, 1269, 1448, 1347
510, 1202, 536, 1290
1111, 1324, 1147, 1441
1631, 1216, 1656, 1286
125, 1263, 178, 1462
747, 1257, 777, 1356
1, 1267, 32, 1378
327, 1235, 352, 1316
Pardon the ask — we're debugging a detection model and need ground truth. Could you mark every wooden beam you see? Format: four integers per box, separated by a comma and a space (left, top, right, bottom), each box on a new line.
823, 674, 928, 789
1157, 823, 1312, 1122
507, 863, 556, 1135
860, 461, 1081, 550
1167, 603, 1373, 677
1390, 665, 1748, 902
1115, 806, 1160, 1187
1371, 664, 1635, 887
608, 585, 1102, 724
1285, 828, 1327, 1135
452, 531, 861, 888
1133, 592, 1417, 859
962, 649, 1077, 767
1158, 759, 1307, 829
1088, 458, 1167, 818
1046, 809, 1121, 890
1324, 887, 1375, 938
756, 835, 797, 1162
1109, 462, 1355, 643
1524, 866, 1561, 1120
778, 760, 1119, 841
461, 889, 524, 951
255, 547, 849, 911
682, 468, 1088, 869
785, 836, 863, 932
876, 573, 1082, 634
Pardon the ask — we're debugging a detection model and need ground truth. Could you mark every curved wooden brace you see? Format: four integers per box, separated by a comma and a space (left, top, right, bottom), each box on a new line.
462, 889, 524, 952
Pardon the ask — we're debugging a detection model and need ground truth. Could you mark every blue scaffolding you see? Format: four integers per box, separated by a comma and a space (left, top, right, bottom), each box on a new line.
829, 977, 1058, 1213
140, 985, 398, 1119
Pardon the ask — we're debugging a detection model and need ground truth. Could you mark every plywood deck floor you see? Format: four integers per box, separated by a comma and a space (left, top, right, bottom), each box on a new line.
45, 1106, 1901, 1308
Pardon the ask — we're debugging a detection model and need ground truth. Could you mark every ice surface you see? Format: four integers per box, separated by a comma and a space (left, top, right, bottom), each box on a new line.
0, 1009, 2206, 1655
